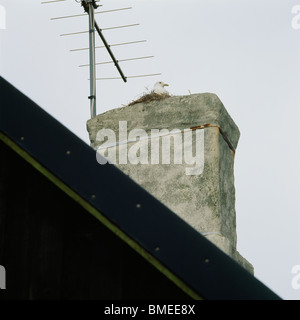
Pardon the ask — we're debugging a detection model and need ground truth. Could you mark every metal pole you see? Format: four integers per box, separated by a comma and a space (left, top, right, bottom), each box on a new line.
94, 21, 127, 83
87, 0, 96, 118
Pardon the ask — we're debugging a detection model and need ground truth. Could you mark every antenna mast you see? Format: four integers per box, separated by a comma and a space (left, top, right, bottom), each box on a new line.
82, 0, 98, 118
43, 0, 162, 119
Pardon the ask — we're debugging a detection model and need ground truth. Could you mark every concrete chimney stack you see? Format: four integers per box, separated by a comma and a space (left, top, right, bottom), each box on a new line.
87, 93, 253, 274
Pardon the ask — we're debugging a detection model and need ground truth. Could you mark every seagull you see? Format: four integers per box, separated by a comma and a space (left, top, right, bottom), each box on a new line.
153, 81, 169, 95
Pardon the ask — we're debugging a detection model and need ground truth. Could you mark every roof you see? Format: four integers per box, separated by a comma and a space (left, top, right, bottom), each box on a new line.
0, 76, 281, 300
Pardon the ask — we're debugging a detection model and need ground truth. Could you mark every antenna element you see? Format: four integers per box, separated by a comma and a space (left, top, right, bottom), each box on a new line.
44, 0, 162, 119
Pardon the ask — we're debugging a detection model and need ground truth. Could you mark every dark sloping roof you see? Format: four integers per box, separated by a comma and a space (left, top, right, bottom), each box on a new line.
0, 76, 281, 300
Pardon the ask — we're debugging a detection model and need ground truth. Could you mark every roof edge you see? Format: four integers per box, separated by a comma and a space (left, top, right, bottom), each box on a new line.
0, 131, 203, 300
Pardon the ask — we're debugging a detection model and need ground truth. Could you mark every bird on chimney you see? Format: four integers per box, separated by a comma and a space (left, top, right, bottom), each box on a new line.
153, 81, 169, 95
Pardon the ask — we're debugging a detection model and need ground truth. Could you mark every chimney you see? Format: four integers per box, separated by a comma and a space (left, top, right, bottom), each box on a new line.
87, 93, 254, 274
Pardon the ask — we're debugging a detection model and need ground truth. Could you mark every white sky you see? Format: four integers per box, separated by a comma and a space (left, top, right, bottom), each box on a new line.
1, 0, 300, 300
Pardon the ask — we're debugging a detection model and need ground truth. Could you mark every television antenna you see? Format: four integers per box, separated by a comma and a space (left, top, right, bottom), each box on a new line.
41, 0, 162, 118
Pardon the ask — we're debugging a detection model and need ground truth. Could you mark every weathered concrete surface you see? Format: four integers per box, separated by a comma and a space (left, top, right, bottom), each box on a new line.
87, 93, 254, 274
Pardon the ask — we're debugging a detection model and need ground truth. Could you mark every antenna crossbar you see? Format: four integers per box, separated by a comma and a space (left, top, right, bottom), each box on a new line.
51, 7, 132, 20
79, 56, 154, 67
96, 74, 162, 80
41, 0, 66, 4
60, 24, 139, 36
70, 40, 147, 52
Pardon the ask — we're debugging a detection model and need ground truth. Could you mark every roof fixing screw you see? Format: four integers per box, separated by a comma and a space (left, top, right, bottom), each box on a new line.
66, 150, 71, 155
205, 259, 210, 263
136, 203, 141, 208
155, 247, 160, 252
91, 194, 96, 199
20, 137, 25, 141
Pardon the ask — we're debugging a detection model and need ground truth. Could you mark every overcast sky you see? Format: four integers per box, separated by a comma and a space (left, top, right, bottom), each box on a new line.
1, 0, 300, 300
